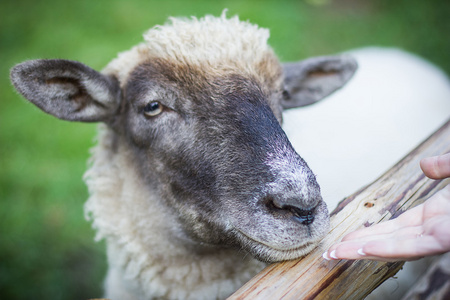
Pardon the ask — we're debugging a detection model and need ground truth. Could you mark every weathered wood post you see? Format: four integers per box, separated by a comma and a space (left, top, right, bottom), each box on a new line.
229, 119, 450, 300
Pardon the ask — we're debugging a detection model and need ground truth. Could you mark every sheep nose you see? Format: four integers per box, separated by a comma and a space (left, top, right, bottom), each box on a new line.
267, 198, 316, 225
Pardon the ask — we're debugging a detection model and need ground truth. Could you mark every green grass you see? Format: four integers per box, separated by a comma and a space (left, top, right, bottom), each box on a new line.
1, 0, 449, 299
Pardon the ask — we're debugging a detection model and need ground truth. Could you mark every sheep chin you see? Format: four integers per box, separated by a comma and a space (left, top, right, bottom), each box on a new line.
233, 228, 325, 263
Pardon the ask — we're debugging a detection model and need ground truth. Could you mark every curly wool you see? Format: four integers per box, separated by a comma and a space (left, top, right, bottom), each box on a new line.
103, 12, 276, 87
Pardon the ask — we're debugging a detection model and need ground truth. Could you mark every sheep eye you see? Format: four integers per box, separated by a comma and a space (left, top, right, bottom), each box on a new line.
282, 90, 290, 101
143, 101, 163, 117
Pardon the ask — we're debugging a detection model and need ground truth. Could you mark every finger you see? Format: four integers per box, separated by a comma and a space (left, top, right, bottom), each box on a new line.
325, 234, 442, 262
329, 225, 423, 251
340, 220, 400, 242
323, 240, 414, 262
362, 235, 445, 259
420, 153, 450, 180
325, 225, 425, 260
323, 240, 365, 260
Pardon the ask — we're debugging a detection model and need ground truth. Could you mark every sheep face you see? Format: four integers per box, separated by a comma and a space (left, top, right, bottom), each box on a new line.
10, 15, 357, 262
116, 56, 329, 261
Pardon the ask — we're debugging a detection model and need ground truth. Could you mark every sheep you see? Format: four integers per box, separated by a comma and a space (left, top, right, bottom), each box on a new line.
10, 14, 358, 299
10, 13, 450, 299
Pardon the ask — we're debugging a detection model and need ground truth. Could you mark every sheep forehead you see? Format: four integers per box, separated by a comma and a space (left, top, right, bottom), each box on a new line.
103, 14, 281, 87
144, 14, 271, 65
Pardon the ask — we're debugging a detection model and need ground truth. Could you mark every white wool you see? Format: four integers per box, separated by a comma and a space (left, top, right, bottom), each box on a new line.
143, 13, 270, 67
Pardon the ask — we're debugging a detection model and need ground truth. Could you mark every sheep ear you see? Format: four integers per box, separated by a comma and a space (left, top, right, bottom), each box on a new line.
281, 55, 357, 109
10, 59, 121, 122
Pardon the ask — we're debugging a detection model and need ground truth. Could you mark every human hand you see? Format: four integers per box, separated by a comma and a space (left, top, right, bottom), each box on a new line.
323, 153, 450, 261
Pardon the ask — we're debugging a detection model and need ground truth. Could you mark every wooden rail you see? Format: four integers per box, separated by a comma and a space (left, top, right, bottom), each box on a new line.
229, 119, 450, 300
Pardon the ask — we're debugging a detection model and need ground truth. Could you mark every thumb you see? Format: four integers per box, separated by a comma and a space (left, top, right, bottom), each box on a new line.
420, 153, 450, 180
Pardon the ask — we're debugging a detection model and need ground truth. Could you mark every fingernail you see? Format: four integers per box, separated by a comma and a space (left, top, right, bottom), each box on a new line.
330, 250, 338, 259
322, 251, 331, 260
357, 248, 366, 256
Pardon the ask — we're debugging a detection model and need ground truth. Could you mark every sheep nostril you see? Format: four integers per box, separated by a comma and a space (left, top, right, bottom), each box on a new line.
266, 198, 315, 225
288, 206, 315, 225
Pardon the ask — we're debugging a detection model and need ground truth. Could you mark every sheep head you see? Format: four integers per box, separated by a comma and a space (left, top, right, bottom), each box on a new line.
10, 15, 356, 262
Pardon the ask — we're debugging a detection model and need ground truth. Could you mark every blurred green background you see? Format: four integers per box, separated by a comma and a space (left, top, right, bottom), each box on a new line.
0, 0, 449, 299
